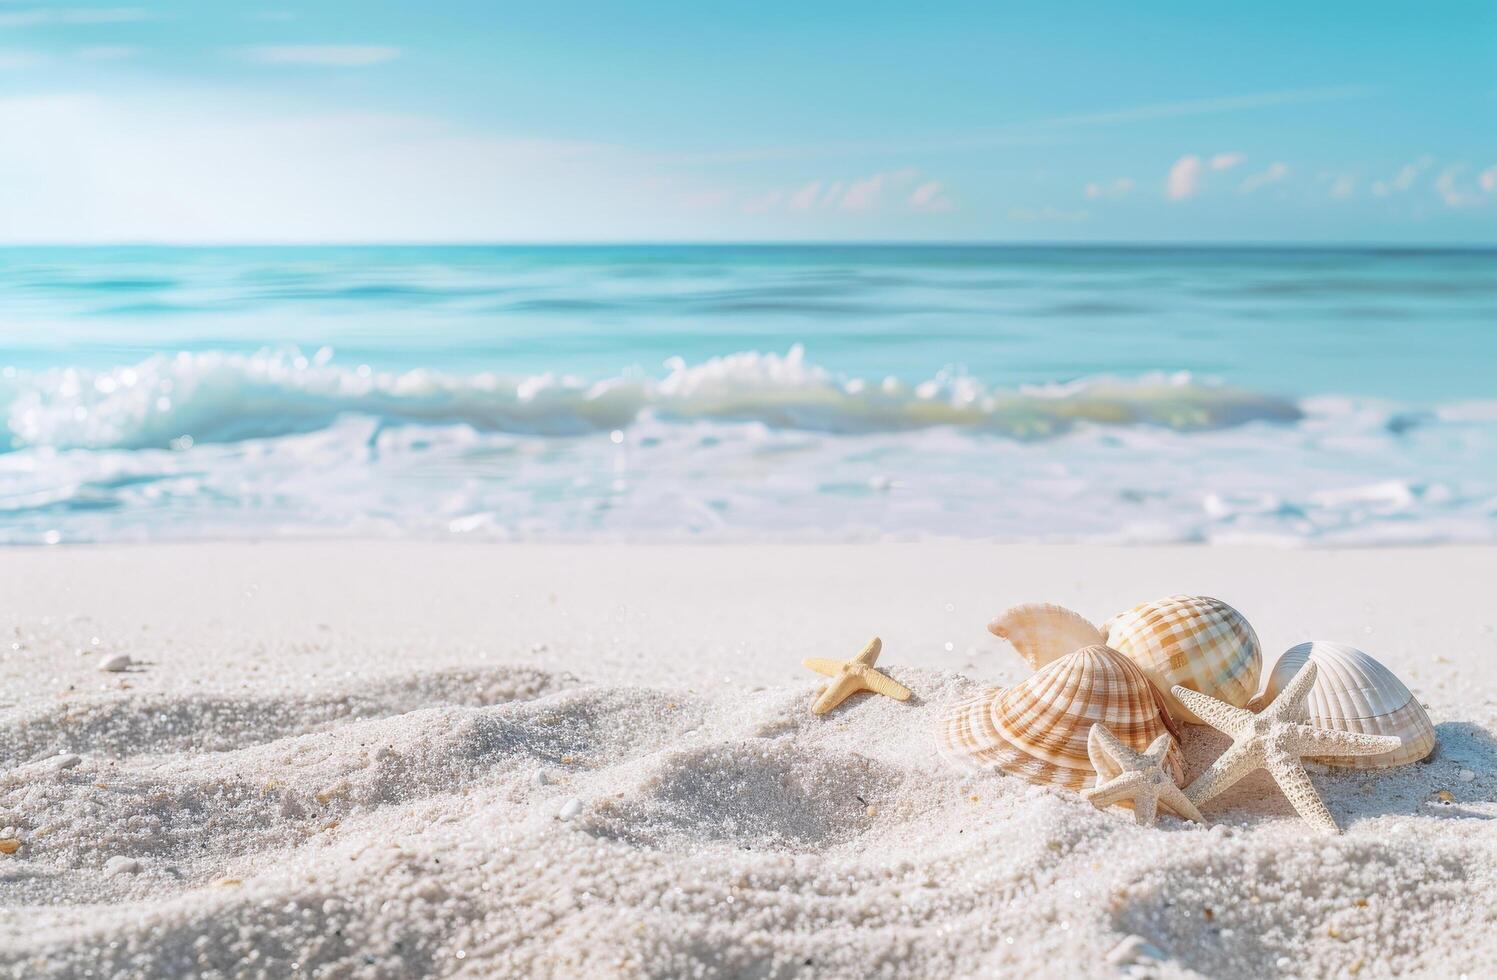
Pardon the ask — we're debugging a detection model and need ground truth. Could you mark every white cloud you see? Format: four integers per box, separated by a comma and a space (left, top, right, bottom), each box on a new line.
1371, 156, 1434, 197
1329, 174, 1356, 199
1433, 166, 1494, 209
1084, 177, 1133, 200
0, 50, 47, 70
0, 7, 148, 27
1238, 162, 1289, 194
907, 180, 952, 212
787, 181, 822, 211
247, 46, 402, 68
1209, 152, 1244, 171
1166, 155, 1203, 200
840, 173, 887, 212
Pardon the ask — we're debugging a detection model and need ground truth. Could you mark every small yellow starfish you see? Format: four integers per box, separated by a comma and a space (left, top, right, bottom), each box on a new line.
1174, 661, 1404, 834
1082, 724, 1205, 827
802, 637, 911, 715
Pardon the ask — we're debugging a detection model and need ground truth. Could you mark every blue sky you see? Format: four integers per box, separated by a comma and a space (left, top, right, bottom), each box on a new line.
0, 1, 1493, 243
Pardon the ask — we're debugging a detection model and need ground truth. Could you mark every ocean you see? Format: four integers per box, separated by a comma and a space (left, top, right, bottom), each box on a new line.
1, 244, 1493, 545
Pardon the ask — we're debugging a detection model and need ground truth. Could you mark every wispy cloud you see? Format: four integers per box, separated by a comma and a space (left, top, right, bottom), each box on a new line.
1209, 152, 1244, 172
247, 46, 402, 68
738, 168, 938, 216
1239, 162, 1289, 194
907, 180, 953, 212
1166, 155, 1203, 200
0, 7, 148, 27
1084, 177, 1133, 200
1035, 86, 1372, 131
1370, 156, 1433, 197
0, 50, 47, 70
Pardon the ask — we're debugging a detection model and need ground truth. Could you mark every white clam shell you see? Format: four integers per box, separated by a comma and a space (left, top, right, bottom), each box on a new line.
1252, 641, 1435, 768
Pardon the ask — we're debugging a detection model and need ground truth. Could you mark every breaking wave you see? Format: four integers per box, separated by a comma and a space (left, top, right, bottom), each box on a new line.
0, 345, 1303, 452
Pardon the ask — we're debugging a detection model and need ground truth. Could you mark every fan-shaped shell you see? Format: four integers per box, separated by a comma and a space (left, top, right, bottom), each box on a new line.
987, 602, 1106, 670
1252, 642, 1435, 768
1104, 595, 1260, 725
937, 644, 1184, 790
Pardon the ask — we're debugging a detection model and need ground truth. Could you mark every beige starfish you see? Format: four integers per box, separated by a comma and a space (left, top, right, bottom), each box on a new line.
802, 637, 911, 715
1082, 725, 1205, 827
1174, 661, 1403, 834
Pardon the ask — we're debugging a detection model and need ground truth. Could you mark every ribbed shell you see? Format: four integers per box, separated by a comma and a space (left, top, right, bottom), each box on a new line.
1254, 642, 1435, 768
1105, 595, 1260, 725
987, 602, 1106, 670
937, 644, 1184, 790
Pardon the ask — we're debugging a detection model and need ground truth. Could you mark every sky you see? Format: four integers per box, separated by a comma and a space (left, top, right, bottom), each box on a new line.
0, 1, 1494, 243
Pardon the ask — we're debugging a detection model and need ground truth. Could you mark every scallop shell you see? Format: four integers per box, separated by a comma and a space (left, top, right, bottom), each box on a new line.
1250, 642, 1435, 768
987, 602, 1106, 670
1104, 595, 1260, 725
937, 644, 1184, 790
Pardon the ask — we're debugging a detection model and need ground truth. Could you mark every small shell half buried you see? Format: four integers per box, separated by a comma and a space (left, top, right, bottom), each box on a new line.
1104, 595, 1261, 725
1250, 641, 1435, 768
937, 644, 1184, 791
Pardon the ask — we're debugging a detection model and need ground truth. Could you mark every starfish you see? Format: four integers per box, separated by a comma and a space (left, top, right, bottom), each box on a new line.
802, 637, 911, 715
1173, 661, 1404, 834
1082, 725, 1205, 827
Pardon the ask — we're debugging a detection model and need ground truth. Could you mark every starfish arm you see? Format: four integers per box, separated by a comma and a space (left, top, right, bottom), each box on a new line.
860, 668, 912, 702
811, 673, 862, 714
1184, 740, 1258, 806
1288, 724, 1403, 759
1083, 773, 1148, 809
1087, 724, 1141, 773
1143, 732, 1175, 765
801, 658, 845, 678
1172, 685, 1253, 734
853, 637, 882, 666
1266, 757, 1341, 834
1131, 789, 1161, 827
1157, 784, 1206, 824
1267, 660, 1319, 720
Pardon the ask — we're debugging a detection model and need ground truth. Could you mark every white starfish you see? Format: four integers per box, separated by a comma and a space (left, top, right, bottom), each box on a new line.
1082, 725, 1205, 827
1174, 661, 1403, 833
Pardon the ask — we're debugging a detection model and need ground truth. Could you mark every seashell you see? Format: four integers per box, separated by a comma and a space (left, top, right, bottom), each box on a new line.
988, 602, 1106, 670
1104, 595, 1260, 725
937, 644, 1184, 791
1249, 642, 1435, 768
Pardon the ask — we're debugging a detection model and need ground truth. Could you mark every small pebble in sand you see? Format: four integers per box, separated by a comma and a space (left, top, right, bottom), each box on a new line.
48, 754, 82, 771
557, 798, 583, 821
99, 654, 132, 673
1458, 769, 1475, 782
0, 839, 20, 855
1436, 790, 1455, 803
533, 769, 551, 786
105, 856, 141, 875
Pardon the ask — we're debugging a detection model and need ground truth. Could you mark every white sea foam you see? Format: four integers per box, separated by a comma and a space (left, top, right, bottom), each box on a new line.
0, 347, 1494, 547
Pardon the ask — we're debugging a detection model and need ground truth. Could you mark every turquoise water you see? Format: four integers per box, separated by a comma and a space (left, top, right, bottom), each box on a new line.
0, 245, 1494, 544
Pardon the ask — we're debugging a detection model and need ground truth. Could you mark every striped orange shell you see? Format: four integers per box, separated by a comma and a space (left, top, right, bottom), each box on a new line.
937, 644, 1184, 791
1104, 594, 1260, 725
1251, 642, 1435, 768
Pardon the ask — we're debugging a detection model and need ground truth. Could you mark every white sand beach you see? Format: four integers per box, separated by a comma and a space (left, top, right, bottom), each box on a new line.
1, 542, 1494, 978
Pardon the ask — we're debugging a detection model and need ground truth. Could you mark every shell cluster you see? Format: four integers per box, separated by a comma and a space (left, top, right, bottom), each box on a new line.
946, 594, 1436, 808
